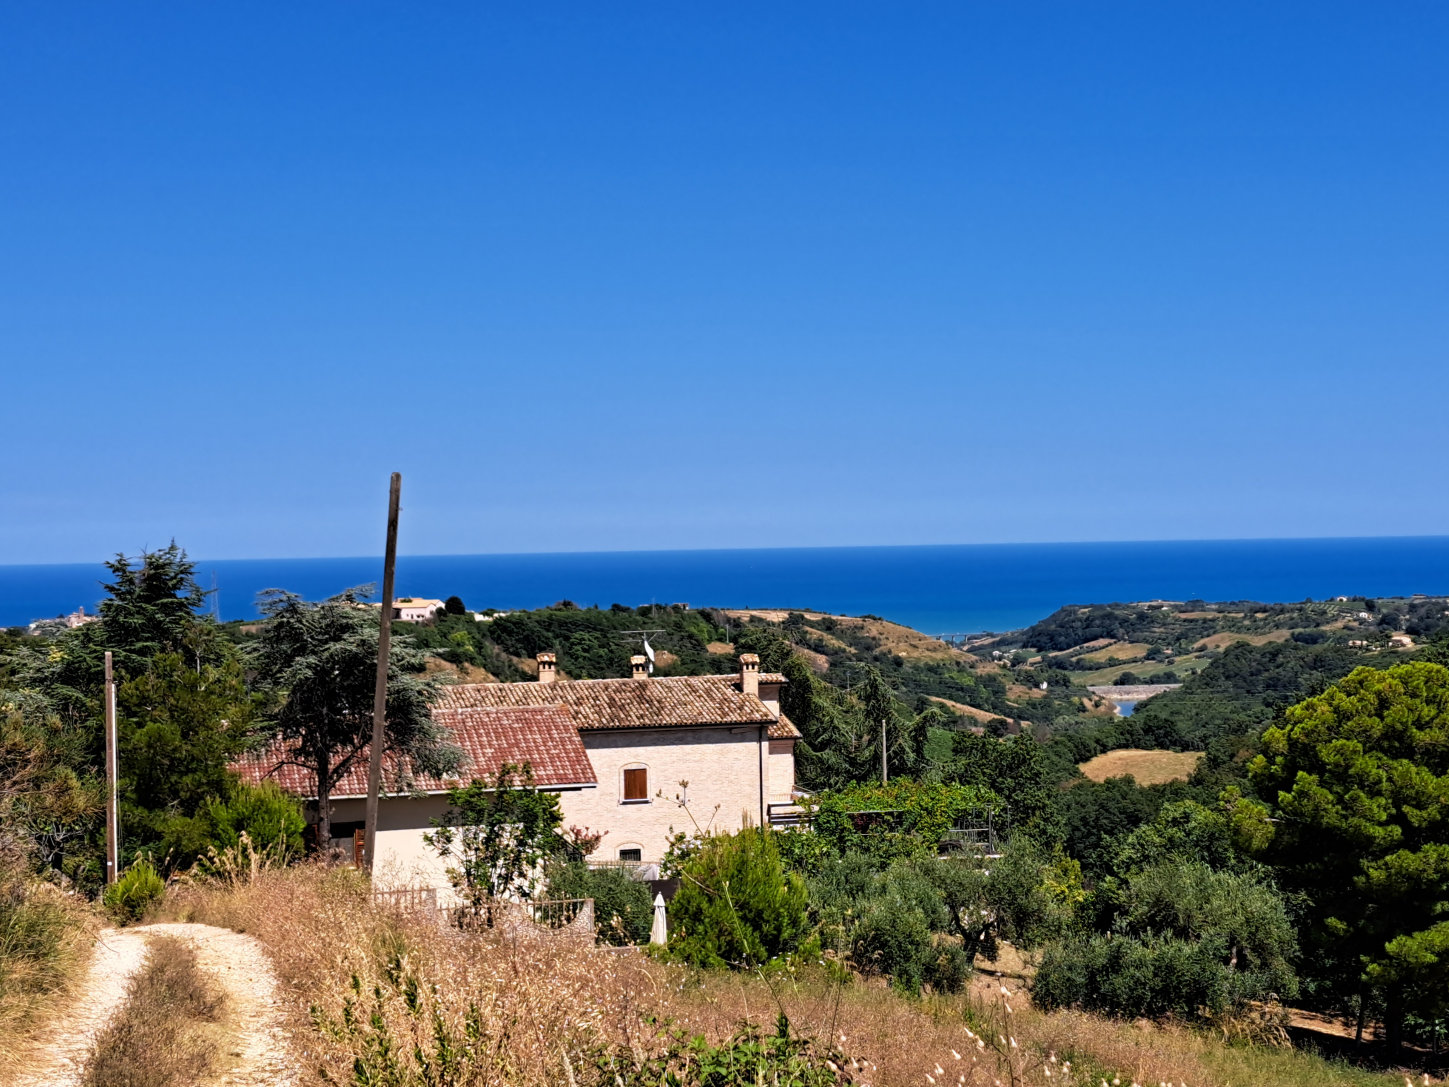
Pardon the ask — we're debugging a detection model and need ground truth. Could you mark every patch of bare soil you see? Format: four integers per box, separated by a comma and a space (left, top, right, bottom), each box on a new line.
790, 646, 831, 672
723, 609, 827, 623
705, 641, 734, 654
837, 616, 963, 662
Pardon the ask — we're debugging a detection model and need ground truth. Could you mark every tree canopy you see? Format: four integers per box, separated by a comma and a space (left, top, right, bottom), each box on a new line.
1246, 662, 1449, 1050
247, 587, 460, 845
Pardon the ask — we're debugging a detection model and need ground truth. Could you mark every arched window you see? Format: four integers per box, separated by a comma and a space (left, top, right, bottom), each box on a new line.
617, 845, 643, 863
621, 764, 649, 803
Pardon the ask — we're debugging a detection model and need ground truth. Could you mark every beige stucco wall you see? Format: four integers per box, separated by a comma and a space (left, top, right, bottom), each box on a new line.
561, 727, 771, 863
328, 794, 462, 897
768, 740, 795, 805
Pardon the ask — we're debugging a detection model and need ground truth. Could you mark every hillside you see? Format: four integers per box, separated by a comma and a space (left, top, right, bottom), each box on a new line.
387, 601, 1092, 732
382, 594, 1449, 748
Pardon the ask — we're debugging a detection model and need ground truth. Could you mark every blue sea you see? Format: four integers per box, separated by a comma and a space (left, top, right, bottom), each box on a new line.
3, 537, 1448, 634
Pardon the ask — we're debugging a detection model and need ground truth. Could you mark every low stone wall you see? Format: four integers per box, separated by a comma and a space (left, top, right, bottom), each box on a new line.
491, 898, 596, 948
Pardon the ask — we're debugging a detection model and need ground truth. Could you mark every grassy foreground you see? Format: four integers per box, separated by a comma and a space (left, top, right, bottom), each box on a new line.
157, 864, 1417, 1087
0, 880, 98, 1072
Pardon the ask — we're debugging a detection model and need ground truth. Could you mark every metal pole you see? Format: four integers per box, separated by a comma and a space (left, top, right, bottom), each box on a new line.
104, 651, 119, 884
363, 472, 402, 871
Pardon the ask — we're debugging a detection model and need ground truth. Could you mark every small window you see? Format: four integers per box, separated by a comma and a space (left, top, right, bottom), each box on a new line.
619, 847, 642, 863
623, 767, 648, 802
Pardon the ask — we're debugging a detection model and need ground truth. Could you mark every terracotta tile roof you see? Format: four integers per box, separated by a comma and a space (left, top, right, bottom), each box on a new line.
435, 672, 790, 732
770, 714, 802, 740
233, 704, 596, 800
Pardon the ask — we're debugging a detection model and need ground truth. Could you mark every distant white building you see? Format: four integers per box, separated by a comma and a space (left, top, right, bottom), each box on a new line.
392, 598, 446, 622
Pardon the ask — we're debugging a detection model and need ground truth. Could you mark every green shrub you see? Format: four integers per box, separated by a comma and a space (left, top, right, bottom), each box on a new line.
810, 780, 996, 863
1033, 934, 1229, 1018
198, 781, 306, 858
159, 781, 307, 869
774, 827, 832, 876
666, 827, 808, 969
612, 1014, 850, 1086
924, 942, 972, 994
805, 852, 878, 950
546, 861, 652, 946
1035, 857, 1297, 1020
849, 897, 932, 992
104, 860, 165, 924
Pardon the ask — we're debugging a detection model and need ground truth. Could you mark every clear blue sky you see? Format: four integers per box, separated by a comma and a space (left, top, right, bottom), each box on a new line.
4, 3, 1447, 565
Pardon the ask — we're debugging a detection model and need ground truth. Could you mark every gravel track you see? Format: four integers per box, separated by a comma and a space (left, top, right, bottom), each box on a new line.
7, 928, 152, 1087
5, 922, 297, 1087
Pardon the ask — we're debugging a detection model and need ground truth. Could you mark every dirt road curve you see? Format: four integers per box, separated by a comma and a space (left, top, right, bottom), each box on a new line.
7, 922, 297, 1087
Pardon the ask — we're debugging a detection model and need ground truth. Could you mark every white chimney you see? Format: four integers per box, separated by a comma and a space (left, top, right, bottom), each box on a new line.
537, 652, 557, 685
739, 653, 760, 698
630, 654, 649, 680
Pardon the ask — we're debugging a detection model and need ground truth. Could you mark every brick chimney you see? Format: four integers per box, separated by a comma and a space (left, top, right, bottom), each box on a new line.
631, 654, 649, 680
537, 652, 557, 685
739, 653, 760, 697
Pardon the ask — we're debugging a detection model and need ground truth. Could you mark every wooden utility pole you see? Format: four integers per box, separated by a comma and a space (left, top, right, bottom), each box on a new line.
103, 651, 119, 884
880, 719, 888, 785
363, 473, 402, 871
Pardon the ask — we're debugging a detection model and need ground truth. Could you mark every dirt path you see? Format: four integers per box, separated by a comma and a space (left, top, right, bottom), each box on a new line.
7, 922, 297, 1087
141, 922, 298, 1087
8, 928, 152, 1087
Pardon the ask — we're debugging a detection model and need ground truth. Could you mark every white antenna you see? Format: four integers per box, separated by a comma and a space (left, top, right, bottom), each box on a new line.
620, 629, 665, 674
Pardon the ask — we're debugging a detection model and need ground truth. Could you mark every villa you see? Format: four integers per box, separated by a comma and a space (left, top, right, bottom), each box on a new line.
236, 652, 802, 895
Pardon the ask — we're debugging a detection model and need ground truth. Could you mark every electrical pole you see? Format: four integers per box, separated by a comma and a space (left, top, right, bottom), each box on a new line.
104, 651, 119, 885
363, 472, 401, 872
880, 718, 888, 785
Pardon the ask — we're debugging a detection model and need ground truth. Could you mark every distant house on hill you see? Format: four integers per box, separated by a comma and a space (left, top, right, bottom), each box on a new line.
392, 598, 445, 622
234, 652, 802, 896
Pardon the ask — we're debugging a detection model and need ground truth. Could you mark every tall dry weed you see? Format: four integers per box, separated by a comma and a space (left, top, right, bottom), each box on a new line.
163, 866, 1412, 1087
0, 878, 98, 1073
166, 862, 671, 1086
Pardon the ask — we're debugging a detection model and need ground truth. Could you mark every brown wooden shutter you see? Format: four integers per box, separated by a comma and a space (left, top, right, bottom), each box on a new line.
623, 767, 647, 801
353, 829, 365, 866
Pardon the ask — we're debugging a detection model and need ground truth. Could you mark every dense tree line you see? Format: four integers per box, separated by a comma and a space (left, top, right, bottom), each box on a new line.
0, 543, 454, 886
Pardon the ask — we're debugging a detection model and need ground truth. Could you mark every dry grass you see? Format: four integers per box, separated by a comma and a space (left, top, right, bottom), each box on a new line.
1194, 630, 1293, 651
929, 696, 1007, 723
1077, 641, 1155, 663
1079, 748, 1205, 785
424, 657, 497, 683
158, 865, 1418, 1087
165, 864, 667, 1087
0, 880, 98, 1072
80, 935, 225, 1087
